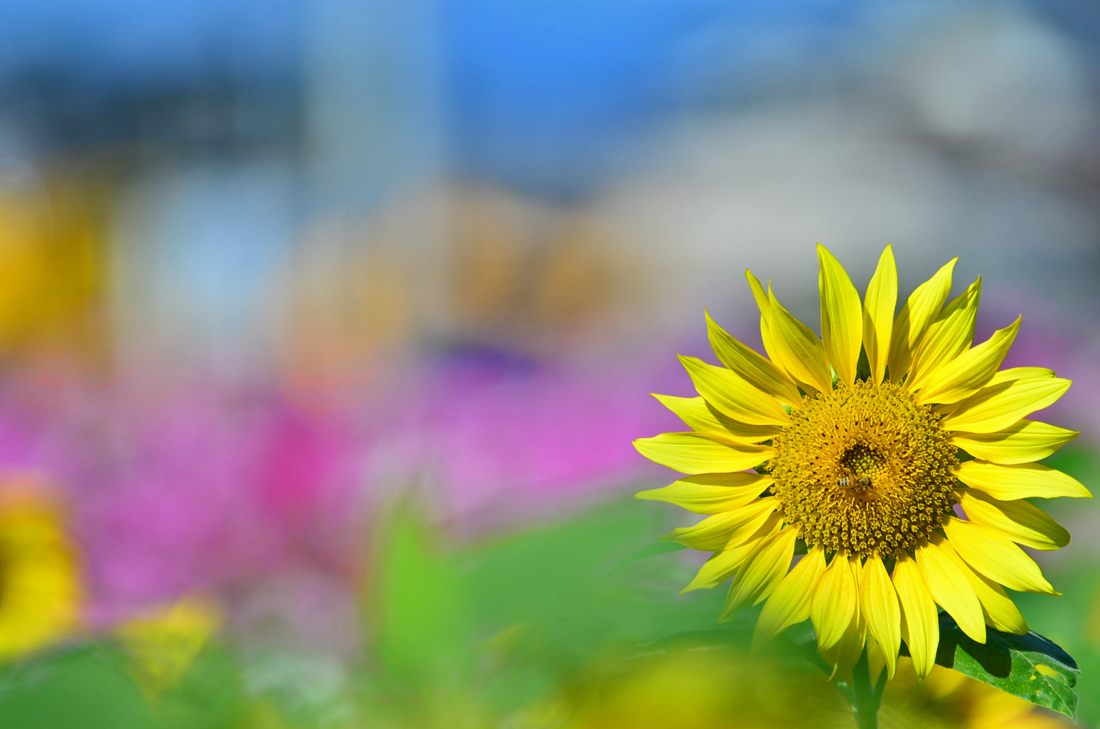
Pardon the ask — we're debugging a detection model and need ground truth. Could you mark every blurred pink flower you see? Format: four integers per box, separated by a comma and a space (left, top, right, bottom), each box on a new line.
82, 386, 369, 622
376, 346, 688, 527
0, 373, 369, 624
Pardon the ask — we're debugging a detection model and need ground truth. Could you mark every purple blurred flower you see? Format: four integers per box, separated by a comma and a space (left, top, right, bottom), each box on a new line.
0, 373, 369, 624
376, 346, 687, 527
84, 387, 370, 622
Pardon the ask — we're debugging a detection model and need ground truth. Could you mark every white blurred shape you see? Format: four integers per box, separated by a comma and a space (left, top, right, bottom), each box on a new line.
593, 108, 959, 328
592, 95, 1100, 332
110, 159, 297, 379
900, 6, 1090, 162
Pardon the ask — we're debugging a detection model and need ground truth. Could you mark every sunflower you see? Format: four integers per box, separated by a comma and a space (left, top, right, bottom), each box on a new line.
635, 245, 1089, 680
0, 482, 83, 661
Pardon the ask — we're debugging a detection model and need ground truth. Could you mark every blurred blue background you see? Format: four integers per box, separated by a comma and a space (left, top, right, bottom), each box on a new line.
3, 0, 1099, 374
3, 0, 1099, 370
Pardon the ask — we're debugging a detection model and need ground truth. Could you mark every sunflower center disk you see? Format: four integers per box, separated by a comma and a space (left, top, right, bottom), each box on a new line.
769, 380, 958, 558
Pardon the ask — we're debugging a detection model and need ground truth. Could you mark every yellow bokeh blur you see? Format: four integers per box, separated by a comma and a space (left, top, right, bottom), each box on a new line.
0, 482, 83, 662
114, 595, 223, 697
0, 174, 109, 363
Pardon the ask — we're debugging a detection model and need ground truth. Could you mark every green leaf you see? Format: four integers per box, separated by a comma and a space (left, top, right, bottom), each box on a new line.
0, 644, 154, 729
153, 643, 249, 729
932, 613, 1080, 719
370, 503, 473, 680
457, 499, 726, 670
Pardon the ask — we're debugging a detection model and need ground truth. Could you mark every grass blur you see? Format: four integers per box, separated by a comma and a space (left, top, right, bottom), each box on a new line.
0, 471, 1095, 727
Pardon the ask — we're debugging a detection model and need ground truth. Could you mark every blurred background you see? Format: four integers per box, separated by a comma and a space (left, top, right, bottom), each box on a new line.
0, 0, 1099, 727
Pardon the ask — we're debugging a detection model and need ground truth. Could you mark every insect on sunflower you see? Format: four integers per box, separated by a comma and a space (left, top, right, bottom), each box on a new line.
635, 245, 1089, 682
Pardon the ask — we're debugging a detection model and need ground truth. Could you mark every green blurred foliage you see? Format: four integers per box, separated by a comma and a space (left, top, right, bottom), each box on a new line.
0, 645, 154, 729
0, 641, 281, 729
356, 493, 845, 728
0, 457, 1094, 729
155, 644, 253, 729
1014, 446, 1100, 727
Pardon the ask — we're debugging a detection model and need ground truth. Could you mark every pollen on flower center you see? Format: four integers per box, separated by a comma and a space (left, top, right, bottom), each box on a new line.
769, 380, 959, 559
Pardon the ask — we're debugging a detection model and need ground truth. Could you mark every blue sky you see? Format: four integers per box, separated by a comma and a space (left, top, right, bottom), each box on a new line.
1, 0, 1094, 195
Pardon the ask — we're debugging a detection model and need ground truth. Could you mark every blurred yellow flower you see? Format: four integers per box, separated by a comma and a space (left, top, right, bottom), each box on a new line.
636, 245, 1087, 678
566, 649, 847, 729
114, 596, 222, 697
0, 175, 109, 360
0, 482, 83, 661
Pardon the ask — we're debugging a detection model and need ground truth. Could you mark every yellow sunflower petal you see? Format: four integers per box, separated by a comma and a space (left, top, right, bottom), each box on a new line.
818, 244, 863, 386
956, 489, 1070, 550
954, 460, 1092, 500
705, 311, 801, 405
951, 420, 1078, 465
942, 517, 1057, 595
888, 257, 957, 382
766, 284, 833, 394
679, 356, 790, 426
753, 545, 826, 651
661, 497, 779, 551
810, 552, 858, 651
863, 245, 897, 385
893, 553, 939, 679
917, 535, 986, 644
681, 515, 782, 593
681, 543, 754, 594
724, 505, 785, 552
860, 553, 901, 679
906, 278, 981, 392
652, 394, 782, 442
820, 603, 867, 681
633, 432, 775, 474
989, 367, 1055, 385
914, 317, 1020, 405
746, 269, 769, 311
947, 549, 1029, 635
930, 368, 1054, 418
940, 375, 1071, 433
746, 270, 783, 366
636, 472, 774, 514
720, 527, 799, 620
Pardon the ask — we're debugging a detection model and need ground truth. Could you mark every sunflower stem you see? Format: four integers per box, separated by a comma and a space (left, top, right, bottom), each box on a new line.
842, 647, 885, 729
